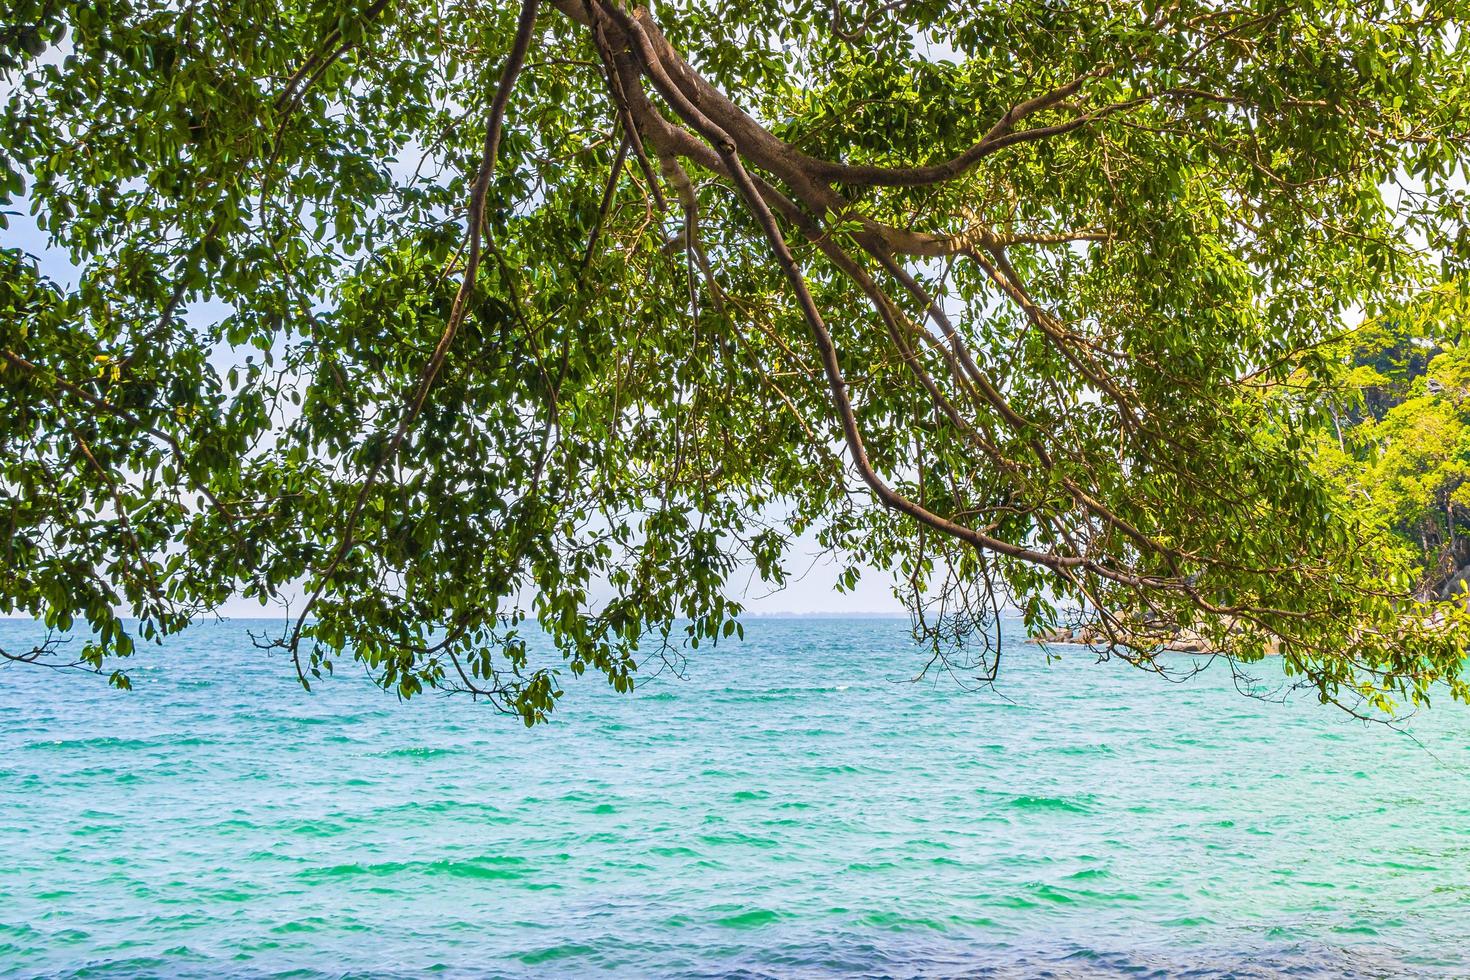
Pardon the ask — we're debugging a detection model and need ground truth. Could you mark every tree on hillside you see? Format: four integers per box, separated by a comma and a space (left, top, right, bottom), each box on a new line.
4, 0, 1470, 720
1315, 291, 1470, 599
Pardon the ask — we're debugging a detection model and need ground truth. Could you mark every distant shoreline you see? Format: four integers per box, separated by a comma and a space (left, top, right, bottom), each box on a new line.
743, 611, 911, 620
1028, 624, 1283, 655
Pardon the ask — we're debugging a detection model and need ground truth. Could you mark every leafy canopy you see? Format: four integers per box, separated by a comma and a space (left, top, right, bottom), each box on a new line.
4, 0, 1470, 721
1313, 286, 1470, 596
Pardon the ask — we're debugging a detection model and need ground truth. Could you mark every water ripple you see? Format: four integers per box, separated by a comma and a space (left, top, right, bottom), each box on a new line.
2, 617, 1468, 977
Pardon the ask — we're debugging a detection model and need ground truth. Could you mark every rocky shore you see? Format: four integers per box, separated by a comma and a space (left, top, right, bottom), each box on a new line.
1028, 625, 1282, 655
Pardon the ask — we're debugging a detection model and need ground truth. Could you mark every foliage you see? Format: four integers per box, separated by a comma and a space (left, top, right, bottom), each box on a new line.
4, 0, 1470, 720
1314, 286, 1470, 598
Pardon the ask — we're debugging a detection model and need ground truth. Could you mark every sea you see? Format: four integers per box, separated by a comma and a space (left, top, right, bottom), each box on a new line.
2, 617, 1468, 978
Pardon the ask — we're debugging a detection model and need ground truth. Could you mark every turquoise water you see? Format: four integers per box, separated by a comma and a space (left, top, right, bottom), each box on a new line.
2, 617, 1469, 978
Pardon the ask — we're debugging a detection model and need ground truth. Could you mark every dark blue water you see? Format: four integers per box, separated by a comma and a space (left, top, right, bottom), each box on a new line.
2, 618, 1468, 977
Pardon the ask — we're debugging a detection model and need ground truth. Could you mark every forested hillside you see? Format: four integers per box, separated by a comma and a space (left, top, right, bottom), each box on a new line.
1316, 288, 1470, 602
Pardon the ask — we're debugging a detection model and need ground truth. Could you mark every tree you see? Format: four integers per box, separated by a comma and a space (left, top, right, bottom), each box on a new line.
1314, 287, 1470, 598
4, 0, 1470, 721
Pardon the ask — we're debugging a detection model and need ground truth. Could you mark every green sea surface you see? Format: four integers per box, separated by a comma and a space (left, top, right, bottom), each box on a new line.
2, 618, 1468, 977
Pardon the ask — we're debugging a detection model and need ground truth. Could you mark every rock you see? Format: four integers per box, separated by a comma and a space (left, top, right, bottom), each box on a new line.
1439, 564, 1470, 600
1028, 626, 1082, 645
